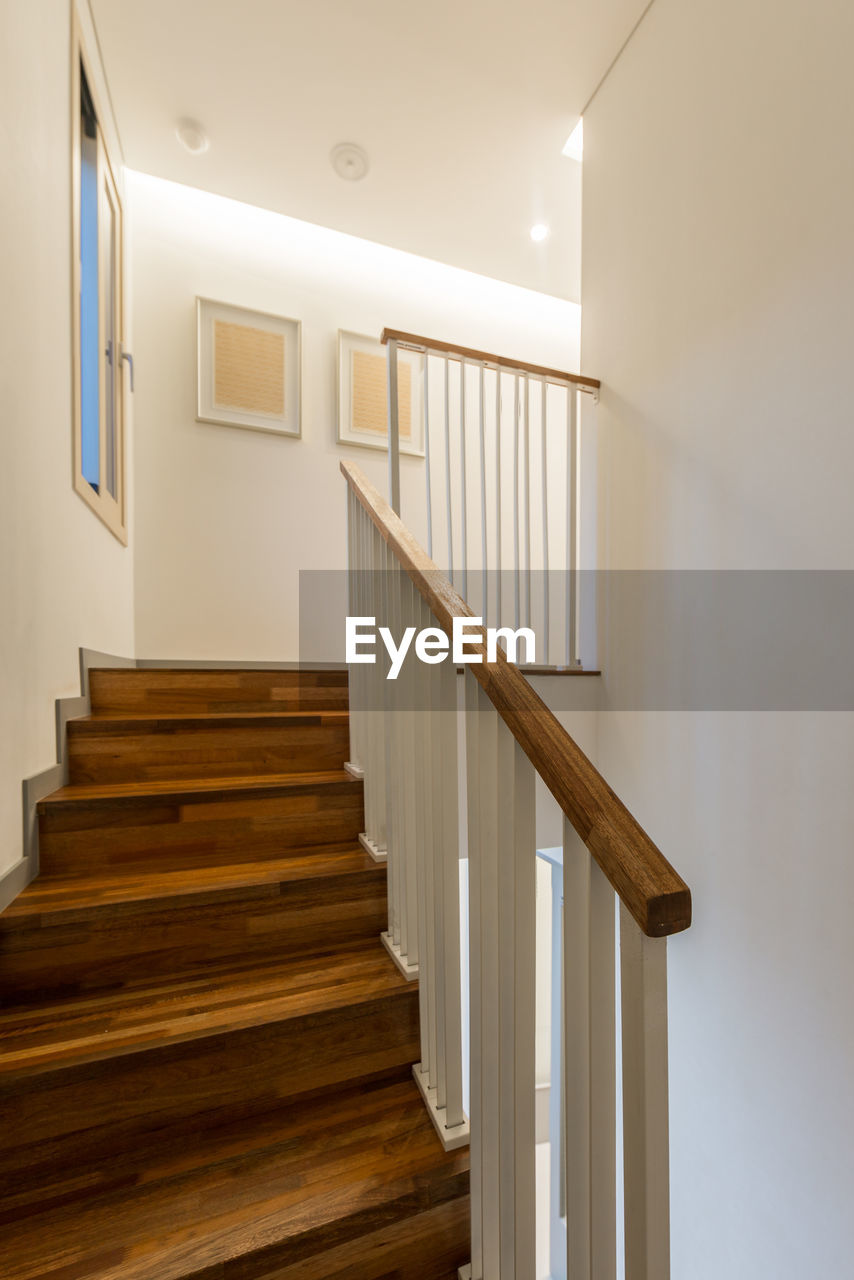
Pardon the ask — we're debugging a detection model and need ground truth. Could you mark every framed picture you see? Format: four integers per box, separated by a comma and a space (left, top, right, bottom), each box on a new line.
196, 298, 301, 437
337, 330, 424, 457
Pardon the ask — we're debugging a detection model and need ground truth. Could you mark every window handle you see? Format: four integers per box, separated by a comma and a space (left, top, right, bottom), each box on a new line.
120, 345, 135, 392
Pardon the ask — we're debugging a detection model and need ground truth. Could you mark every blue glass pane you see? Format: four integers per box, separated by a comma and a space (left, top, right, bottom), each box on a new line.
80, 131, 99, 490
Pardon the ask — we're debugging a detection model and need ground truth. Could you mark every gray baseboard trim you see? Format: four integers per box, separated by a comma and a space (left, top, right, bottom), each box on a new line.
6, 649, 347, 915
3, 647, 135, 917
0, 856, 37, 914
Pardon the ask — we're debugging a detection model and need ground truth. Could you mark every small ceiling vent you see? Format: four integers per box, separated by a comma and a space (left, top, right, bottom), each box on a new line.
330, 143, 369, 181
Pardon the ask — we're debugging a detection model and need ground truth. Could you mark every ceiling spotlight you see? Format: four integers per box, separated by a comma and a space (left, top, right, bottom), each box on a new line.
331, 143, 370, 181
176, 118, 209, 155
562, 117, 584, 161
530, 223, 550, 242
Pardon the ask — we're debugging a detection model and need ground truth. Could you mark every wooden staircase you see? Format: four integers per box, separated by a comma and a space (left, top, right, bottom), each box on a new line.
0, 669, 470, 1279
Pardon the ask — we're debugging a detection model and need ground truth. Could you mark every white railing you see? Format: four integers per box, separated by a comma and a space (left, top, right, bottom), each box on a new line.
382, 330, 600, 668
343, 460, 691, 1280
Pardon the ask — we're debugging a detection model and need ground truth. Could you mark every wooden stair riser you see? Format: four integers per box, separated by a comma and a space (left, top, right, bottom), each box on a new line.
67, 716, 352, 785
0, 989, 420, 1171
0, 1068, 420, 1223
258, 1197, 471, 1280
0, 872, 387, 1000
89, 669, 349, 715
38, 784, 365, 875
0, 1076, 469, 1280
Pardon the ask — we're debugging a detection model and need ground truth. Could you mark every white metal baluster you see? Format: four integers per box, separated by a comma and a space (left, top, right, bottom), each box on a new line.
566, 387, 579, 669
460, 360, 468, 601
514, 374, 521, 630
413, 589, 436, 1091
471, 680, 500, 1278
356, 505, 371, 818
563, 817, 617, 1280
424, 353, 433, 557
359, 518, 386, 860
379, 537, 397, 927
350, 491, 367, 777
620, 904, 671, 1280
465, 673, 484, 1280
387, 337, 401, 514
495, 369, 502, 630
541, 378, 550, 666
429, 637, 447, 1108
496, 722, 536, 1276
344, 489, 360, 775
370, 522, 388, 859
439, 651, 466, 1136
479, 362, 488, 624
523, 376, 531, 632
399, 571, 419, 972
549, 854, 567, 1280
382, 552, 410, 967
444, 357, 454, 583
413, 600, 468, 1150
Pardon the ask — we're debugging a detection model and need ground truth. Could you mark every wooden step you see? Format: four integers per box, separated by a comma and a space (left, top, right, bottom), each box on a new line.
0, 1074, 469, 1280
37, 770, 365, 874
89, 666, 350, 714
0, 847, 387, 999
0, 946, 419, 1170
67, 711, 352, 785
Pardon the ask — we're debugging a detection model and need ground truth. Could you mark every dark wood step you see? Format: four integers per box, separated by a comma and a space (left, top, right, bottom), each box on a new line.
0, 848, 387, 1000
67, 711, 352, 785
37, 771, 364, 874
89, 667, 350, 715
0, 947, 419, 1170
0, 1075, 469, 1280
4, 661, 469, 1276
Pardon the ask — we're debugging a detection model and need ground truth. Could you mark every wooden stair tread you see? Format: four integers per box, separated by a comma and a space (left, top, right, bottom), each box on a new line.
71, 710, 350, 728
2, 845, 381, 919
0, 946, 411, 1078
0, 1076, 468, 1280
37, 769, 360, 812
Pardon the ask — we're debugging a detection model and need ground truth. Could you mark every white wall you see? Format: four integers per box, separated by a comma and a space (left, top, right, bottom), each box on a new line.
127, 172, 580, 660
582, 0, 854, 1274
0, 0, 135, 880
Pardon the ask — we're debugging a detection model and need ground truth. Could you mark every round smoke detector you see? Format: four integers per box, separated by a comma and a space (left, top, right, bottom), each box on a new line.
176, 118, 209, 155
330, 143, 369, 181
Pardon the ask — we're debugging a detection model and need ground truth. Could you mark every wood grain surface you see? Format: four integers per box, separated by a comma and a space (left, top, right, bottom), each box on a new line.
0, 667, 469, 1278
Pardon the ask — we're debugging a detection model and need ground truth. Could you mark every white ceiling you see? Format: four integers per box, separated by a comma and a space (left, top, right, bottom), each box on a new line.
90, 0, 647, 302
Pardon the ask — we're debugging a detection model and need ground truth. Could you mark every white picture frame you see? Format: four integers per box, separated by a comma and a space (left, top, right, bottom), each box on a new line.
196, 298, 301, 437
337, 330, 424, 457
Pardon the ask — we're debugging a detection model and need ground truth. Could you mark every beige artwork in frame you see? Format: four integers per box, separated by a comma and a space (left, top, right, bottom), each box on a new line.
337, 330, 425, 457
196, 298, 301, 437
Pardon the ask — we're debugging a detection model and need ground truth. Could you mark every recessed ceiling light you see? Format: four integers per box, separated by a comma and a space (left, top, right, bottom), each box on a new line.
562, 117, 583, 162
331, 143, 370, 181
176, 118, 209, 155
530, 223, 550, 242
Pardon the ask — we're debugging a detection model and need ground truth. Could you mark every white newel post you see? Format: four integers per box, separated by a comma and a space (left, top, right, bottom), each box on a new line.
562, 817, 617, 1280
465, 676, 536, 1279
620, 904, 671, 1280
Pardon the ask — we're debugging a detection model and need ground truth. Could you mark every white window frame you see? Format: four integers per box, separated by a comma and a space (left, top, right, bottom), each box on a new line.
71, 17, 128, 544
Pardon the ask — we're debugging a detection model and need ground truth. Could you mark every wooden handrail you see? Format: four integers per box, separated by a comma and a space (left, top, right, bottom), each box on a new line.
342, 459, 690, 937
380, 328, 601, 393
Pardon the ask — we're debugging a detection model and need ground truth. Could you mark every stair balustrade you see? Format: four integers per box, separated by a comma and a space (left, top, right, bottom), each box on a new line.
381, 329, 600, 669
343, 459, 691, 1280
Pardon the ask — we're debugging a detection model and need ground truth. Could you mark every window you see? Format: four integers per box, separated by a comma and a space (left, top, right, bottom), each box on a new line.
72, 45, 127, 542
